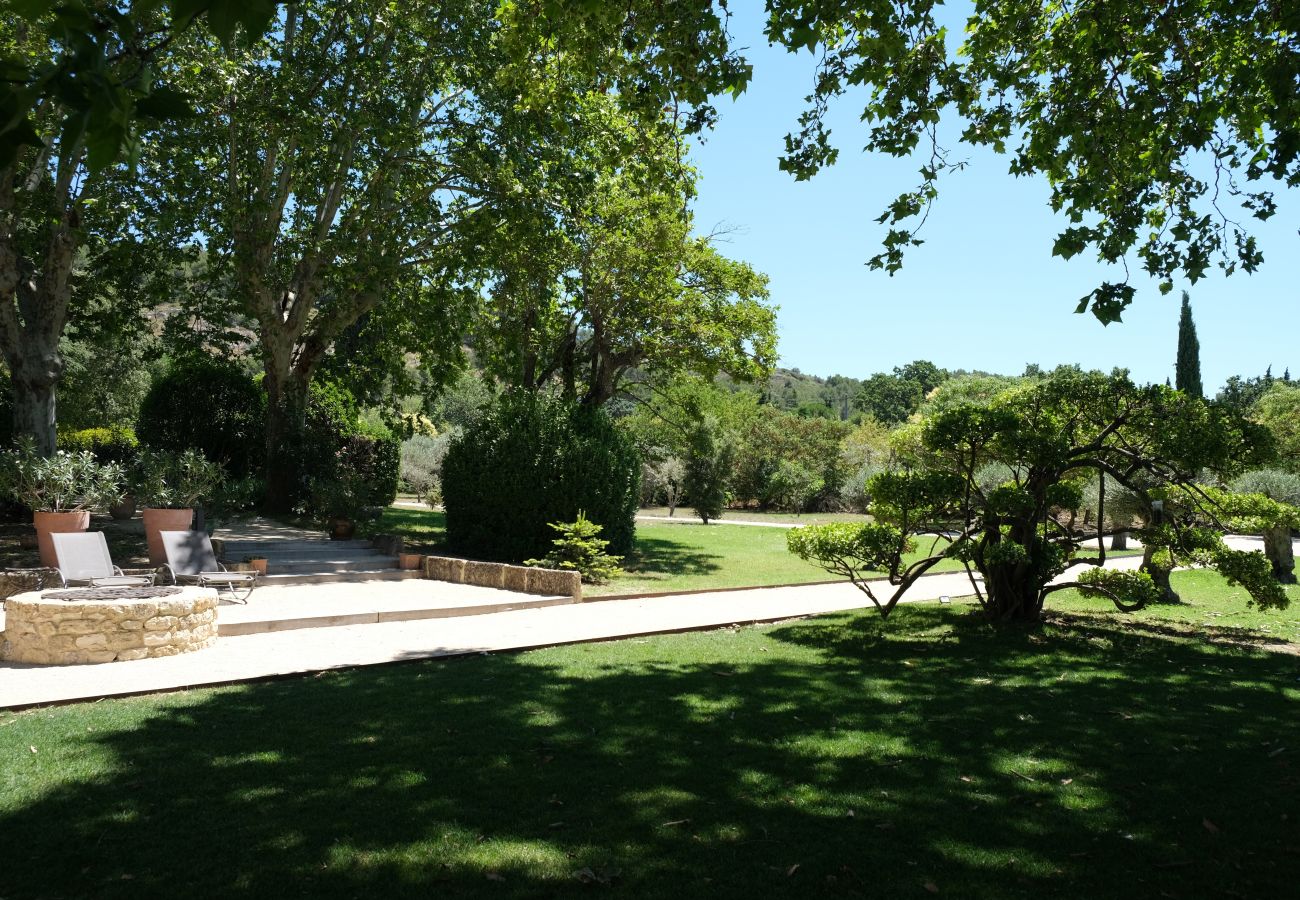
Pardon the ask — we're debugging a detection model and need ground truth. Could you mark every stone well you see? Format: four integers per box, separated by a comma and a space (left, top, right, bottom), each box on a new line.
1, 586, 219, 665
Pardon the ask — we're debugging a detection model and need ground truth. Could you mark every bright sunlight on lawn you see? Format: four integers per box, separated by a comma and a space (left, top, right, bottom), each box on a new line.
3, 578, 1297, 898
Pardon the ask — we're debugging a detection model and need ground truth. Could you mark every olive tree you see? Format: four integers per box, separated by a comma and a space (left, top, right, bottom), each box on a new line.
789, 370, 1289, 622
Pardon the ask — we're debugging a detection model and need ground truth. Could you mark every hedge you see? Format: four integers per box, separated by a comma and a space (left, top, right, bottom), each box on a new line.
137, 357, 265, 477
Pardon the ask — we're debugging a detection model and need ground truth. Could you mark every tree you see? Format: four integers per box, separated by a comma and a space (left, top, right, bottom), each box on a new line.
475, 93, 776, 408
154, 1, 517, 508
765, 1, 1300, 322
855, 361, 948, 426
1251, 383, 1300, 473
788, 369, 1286, 622
1175, 292, 1203, 398
682, 416, 733, 525
0, 19, 150, 457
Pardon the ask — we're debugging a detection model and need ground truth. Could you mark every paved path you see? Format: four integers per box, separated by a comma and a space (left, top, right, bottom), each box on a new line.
0, 557, 1145, 709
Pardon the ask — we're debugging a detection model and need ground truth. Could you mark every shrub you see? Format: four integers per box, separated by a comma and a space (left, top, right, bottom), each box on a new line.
0, 438, 125, 512
58, 426, 140, 467
341, 424, 400, 508
137, 357, 265, 477
442, 391, 640, 562
1231, 468, 1300, 506
525, 513, 624, 584
765, 459, 822, 513
132, 449, 225, 509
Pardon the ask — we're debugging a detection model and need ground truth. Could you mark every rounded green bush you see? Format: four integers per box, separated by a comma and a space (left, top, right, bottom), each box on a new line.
442, 391, 640, 562
137, 357, 265, 477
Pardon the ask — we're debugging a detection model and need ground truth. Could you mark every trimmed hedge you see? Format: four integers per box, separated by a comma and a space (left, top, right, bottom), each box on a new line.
137, 357, 265, 476
442, 391, 639, 562
57, 426, 140, 466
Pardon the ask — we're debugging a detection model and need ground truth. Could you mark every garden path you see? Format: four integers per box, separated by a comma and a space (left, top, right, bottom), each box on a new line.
0, 555, 1151, 709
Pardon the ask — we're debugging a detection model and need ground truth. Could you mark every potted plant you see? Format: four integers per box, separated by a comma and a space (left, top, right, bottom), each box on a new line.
133, 449, 224, 564
245, 555, 268, 575
310, 474, 366, 540
0, 438, 125, 566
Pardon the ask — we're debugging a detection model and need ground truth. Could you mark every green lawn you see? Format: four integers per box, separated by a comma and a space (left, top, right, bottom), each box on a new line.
639, 506, 869, 525
368, 506, 1150, 598
3, 586, 1298, 898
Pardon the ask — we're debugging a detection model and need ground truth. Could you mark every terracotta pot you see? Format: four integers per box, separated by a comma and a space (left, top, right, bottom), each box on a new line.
329, 517, 356, 541
248, 558, 268, 576
399, 552, 422, 570
109, 493, 137, 521
34, 510, 91, 567
142, 507, 194, 565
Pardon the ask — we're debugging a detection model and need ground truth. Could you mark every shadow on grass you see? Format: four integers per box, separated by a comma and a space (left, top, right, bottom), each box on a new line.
620, 535, 723, 580
2, 607, 1297, 898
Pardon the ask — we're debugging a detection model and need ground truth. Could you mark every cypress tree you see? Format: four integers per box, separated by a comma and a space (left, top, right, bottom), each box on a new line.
1174, 291, 1203, 397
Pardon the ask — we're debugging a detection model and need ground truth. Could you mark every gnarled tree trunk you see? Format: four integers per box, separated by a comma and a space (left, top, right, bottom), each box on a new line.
1262, 526, 1296, 584
1140, 546, 1180, 603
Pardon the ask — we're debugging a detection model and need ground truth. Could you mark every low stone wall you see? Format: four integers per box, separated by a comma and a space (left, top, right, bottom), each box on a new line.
1, 588, 219, 665
421, 556, 581, 599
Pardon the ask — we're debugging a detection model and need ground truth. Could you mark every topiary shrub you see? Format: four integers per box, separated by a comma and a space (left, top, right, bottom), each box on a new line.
137, 356, 265, 477
442, 391, 640, 562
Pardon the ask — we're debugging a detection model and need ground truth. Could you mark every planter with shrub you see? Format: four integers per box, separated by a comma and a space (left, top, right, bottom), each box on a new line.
134, 449, 225, 564
1, 439, 125, 566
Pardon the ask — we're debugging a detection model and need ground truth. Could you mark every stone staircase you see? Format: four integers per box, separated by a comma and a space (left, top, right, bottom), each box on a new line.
215, 524, 423, 587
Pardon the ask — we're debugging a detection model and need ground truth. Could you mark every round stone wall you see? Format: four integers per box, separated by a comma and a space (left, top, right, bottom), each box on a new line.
1, 587, 219, 665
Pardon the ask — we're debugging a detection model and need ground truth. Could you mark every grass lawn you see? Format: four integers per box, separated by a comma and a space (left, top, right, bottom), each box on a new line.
3, 575, 1298, 898
639, 506, 868, 525
367, 506, 1146, 597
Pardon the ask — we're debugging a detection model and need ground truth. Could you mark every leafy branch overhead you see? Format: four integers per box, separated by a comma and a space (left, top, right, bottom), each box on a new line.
766, 0, 1300, 321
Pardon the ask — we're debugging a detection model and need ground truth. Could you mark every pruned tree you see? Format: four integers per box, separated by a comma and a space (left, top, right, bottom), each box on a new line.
789, 369, 1288, 622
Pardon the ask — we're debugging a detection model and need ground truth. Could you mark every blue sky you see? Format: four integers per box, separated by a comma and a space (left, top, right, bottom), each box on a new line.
687, 8, 1299, 392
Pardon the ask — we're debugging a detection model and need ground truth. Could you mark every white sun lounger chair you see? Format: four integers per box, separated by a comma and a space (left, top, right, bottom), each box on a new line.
51, 532, 156, 588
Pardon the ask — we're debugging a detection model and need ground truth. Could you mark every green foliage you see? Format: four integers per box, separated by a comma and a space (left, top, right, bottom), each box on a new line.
822, 369, 1279, 622
855, 360, 948, 426
0, 438, 125, 512
766, 459, 822, 513
1250, 382, 1300, 472
1208, 546, 1290, 610
787, 522, 911, 578
132, 448, 225, 510
309, 471, 370, 521
1076, 568, 1162, 610
442, 391, 640, 562
767, 1, 1300, 317
400, 433, 454, 503
1174, 292, 1203, 398
339, 425, 401, 509
137, 357, 265, 477
682, 416, 733, 524
525, 513, 624, 584
57, 426, 139, 467
1230, 469, 1300, 507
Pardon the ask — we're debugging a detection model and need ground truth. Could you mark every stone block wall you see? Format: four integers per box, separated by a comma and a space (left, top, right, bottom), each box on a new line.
1, 590, 219, 665
421, 556, 580, 599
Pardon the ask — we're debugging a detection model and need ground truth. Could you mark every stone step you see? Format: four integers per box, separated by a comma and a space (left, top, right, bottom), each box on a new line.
218, 593, 577, 636
219, 539, 373, 554
254, 569, 425, 587
263, 557, 402, 575
222, 545, 389, 561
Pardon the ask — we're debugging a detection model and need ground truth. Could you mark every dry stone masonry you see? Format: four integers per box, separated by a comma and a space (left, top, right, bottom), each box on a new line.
422, 555, 581, 599
1, 587, 219, 665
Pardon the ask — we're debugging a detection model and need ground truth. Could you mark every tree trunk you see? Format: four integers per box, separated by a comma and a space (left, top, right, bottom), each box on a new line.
982, 564, 1043, 622
8, 351, 60, 455
263, 367, 311, 513
1109, 531, 1128, 551
1262, 526, 1297, 584
1140, 546, 1180, 603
